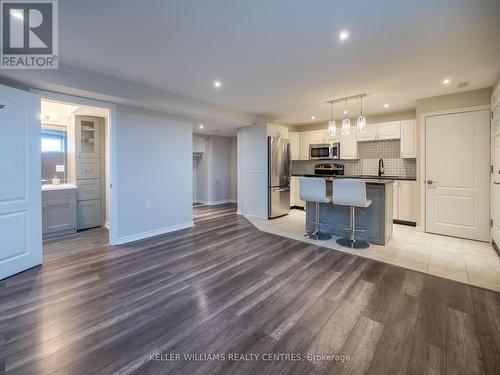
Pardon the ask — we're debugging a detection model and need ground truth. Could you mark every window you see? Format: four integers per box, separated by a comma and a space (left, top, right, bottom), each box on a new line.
41, 129, 66, 153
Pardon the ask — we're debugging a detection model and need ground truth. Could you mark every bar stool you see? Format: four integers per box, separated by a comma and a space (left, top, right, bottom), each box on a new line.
332, 179, 372, 249
299, 177, 331, 240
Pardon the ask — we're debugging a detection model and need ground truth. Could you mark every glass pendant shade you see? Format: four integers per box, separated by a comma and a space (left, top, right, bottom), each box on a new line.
357, 115, 366, 134
328, 120, 336, 137
341, 117, 350, 135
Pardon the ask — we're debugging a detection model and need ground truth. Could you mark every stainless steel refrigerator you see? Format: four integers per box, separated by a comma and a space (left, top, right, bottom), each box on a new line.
268, 136, 291, 218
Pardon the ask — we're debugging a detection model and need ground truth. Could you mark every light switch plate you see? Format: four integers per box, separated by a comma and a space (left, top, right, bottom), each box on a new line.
56, 165, 65, 172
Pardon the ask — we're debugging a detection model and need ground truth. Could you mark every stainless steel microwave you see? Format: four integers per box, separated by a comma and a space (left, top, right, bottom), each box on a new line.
309, 143, 340, 159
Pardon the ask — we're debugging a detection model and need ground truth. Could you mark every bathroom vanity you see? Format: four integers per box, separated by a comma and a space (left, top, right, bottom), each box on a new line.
42, 184, 77, 239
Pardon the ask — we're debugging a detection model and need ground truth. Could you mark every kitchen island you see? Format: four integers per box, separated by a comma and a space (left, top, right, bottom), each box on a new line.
304, 177, 394, 245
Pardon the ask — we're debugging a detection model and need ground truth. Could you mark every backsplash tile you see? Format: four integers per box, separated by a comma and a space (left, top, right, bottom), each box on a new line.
291, 139, 416, 178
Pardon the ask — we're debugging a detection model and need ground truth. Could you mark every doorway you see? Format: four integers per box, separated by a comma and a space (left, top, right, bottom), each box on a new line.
424, 109, 490, 241
40, 99, 111, 246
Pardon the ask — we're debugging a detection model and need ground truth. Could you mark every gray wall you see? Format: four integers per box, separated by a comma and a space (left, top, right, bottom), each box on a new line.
116, 105, 193, 240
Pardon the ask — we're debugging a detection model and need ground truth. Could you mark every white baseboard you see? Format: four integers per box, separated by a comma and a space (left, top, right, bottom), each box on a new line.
196, 199, 236, 206
113, 221, 194, 245
243, 213, 268, 220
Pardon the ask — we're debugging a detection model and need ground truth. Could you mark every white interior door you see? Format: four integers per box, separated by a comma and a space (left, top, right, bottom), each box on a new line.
0, 85, 42, 279
425, 110, 490, 241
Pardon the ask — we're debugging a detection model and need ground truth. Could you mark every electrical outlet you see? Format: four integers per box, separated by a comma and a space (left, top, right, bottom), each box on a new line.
145, 200, 152, 209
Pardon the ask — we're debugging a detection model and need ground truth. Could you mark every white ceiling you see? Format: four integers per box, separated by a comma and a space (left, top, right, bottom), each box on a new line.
9, 0, 500, 132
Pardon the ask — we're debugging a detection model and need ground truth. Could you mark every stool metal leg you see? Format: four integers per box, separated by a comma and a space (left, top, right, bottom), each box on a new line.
305, 202, 331, 241
336, 206, 369, 249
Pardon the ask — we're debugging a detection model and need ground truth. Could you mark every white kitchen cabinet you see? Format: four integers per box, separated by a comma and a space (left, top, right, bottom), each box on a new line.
340, 126, 358, 159
357, 121, 401, 142
309, 129, 325, 144
290, 176, 305, 208
400, 119, 417, 158
267, 124, 288, 138
324, 130, 340, 143
299, 131, 311, 160
377, 121, 401, 140
396, 181, 417, 222
393, 181, 399, 220
356, 124, 378, 142
289, 132, 300, 160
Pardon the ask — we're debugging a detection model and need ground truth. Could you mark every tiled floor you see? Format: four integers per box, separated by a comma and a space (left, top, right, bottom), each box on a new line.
246, 209, 500, 292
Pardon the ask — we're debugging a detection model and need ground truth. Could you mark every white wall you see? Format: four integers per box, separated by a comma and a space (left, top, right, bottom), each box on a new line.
115, 105, 193, 243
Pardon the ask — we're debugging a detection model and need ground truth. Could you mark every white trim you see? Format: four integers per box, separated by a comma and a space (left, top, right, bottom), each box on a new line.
114, 221, 194, 245
196, 199, 236, 206
243, 213, 268, 220
419, 105, 491, 235
30, 89, 119, 245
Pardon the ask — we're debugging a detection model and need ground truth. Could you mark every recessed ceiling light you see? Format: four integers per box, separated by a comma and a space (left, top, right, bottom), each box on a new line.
311, 116, 316, 120
343, 110, 348, 115
442, 78, 450, 85
339, 30, 349, 41
199, 124, 204, 129
383, 104, 389, 108
213, 80, 221, 88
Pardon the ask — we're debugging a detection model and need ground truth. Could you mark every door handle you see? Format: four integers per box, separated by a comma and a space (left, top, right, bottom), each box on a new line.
427, 180, 437, 185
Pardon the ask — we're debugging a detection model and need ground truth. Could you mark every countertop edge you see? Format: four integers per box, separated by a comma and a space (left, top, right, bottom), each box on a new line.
291, 174, 417, 181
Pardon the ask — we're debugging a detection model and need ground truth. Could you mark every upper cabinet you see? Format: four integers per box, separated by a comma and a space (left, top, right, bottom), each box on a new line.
357, 121, 401, 142
267, 124, 288, 138
377, 121, 401, 140
340, 126, 358, 159
288, 132, 300, 160
76, 117, 101, 159
309, 129, 325, 144
356, 125, 378, 142
324, 130, 340, 143
299, 131, 311, 160
400, 119, 417, 158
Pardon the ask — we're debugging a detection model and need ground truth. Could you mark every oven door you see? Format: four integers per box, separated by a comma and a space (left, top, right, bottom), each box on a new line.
309, 144, 331, 159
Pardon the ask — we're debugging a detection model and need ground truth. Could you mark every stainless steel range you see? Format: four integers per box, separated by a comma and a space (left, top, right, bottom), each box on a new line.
314, 163, 344, 176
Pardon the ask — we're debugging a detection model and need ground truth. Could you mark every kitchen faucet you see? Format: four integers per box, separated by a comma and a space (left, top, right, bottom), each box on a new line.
378, 158, 384, 177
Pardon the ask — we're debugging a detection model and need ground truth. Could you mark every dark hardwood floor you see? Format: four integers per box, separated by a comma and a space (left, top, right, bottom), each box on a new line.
1, 203, 500, 374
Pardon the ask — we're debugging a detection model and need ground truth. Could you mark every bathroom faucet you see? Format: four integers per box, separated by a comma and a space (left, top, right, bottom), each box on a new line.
378, 158, 384, 177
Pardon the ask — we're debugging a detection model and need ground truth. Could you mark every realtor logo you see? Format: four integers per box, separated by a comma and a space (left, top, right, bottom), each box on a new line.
1, 0, 58, 69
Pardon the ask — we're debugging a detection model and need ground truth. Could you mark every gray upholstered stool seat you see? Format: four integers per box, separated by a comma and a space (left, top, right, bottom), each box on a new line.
332, 179, 372, 249
299, 177, 331, 240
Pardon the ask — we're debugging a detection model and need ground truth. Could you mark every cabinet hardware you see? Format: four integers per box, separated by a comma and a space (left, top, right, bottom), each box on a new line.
0, 104, 5, 109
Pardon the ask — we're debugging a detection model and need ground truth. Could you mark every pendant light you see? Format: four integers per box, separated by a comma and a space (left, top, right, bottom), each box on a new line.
341, 99, 350, 135
327, 101, 336, 137
357, 95, 366, 134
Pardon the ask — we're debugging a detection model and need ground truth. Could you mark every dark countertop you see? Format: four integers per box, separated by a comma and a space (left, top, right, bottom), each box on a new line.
292, 173, 416, 181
